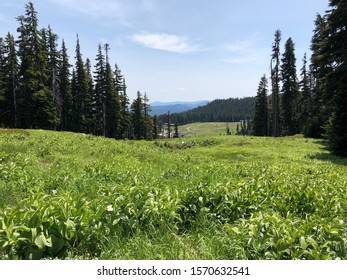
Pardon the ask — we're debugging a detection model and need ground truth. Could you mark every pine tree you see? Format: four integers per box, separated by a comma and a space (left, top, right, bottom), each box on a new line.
152, 115, 158, 139
252, 75, 269, 136
47, 26, 62, 129
16, 2, 55, 129
85, 58, 94, 133
280, 37, 299, 136
70, 36, 90, 132
299, 53, 312, 133
270, 29, 281, 137
2, 33, 19, 128
325, 0, 347, 156
104, 44, 119, 138
118, 77, 130, 139
307, 14, 331, 138
113, 63, 127, 139
93, 44, 106, 136
59, 40, 72, 131
0, 37, 6, 126
131, 91, 145, 140
143, 92, 152, 140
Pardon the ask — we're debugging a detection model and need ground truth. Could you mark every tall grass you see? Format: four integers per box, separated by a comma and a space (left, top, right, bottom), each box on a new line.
1, 129, 347, 259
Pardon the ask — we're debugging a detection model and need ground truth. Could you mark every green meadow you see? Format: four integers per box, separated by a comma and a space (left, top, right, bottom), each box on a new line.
1, 128, 347, 259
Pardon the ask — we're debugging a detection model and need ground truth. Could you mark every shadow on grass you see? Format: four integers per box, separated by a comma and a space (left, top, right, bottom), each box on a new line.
309, 153, 347, 166
309, 139, 347, 166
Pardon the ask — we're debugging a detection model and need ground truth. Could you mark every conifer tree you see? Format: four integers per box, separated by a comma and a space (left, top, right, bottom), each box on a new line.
47, 26, 62, 129
325, 0, 347, 156
143, 92, 152, 140
114, 64, 129, 139
270, 29, 281, 137
85, 58, 94, 133
252, 75, 269, 136
16, 2, 55, 129
131, 91, 145, 139
0, 37, 6, 126
2, 33, 19, 127
306, 14, 331, 138
118, 76, 130, 139
93, 44, 106, 136
59, 40, 72, 131
104, 44, 119, 138
280, 37, 299, 136
299, 53, 312, 133
70, 36, 91, 132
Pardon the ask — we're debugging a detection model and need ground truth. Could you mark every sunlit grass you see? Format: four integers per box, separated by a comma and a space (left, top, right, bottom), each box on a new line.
1, 128, 347, 259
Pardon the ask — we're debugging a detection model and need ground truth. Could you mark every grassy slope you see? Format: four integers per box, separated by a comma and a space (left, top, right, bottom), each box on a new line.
179, 122, 238, 137
1, 128, 347, 259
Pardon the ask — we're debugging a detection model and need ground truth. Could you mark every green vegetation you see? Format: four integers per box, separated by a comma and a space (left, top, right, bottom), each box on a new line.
1, 128, 347, 260
179, 122, 238, 137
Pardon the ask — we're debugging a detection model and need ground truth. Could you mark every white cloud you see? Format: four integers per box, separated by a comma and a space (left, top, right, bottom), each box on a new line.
224, 39, 254, 52
222, 35, 267, 64
47, 0, 157, 26
132, 33, 198, 53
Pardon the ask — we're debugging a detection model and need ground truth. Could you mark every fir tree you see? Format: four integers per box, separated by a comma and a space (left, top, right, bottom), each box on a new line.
307, 14, 331, 138
252, 75, 269, 136
104, 44, 119, 138
59, 40, 72, 131
270, 29, 281, 137
0, 37, 6, 126
280, 37, 299, 136
16, 2, 55, 129
70, 36, 91, 132
47, 26, 62, 129
131, 91, 145, 140
299, 53, 312, 133
118, 76, 130, 139
325, 0, 347, 156
93, 44, 106, 136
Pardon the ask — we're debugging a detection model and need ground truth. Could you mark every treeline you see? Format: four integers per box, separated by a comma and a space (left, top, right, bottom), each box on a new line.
252, 0, 347, 156
0, 2, 155, 140
157, 97, 255, 125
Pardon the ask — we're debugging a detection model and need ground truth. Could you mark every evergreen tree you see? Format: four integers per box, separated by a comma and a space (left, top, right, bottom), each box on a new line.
118, 77, 130, 139
152, 115, 158, 139
131, 91, 145, 140
299, 53, 312, 133
280, 37, 299, 136
252, 75, 269, 136
3, 33, 20, 128
85, 58, 94, 133
143, 92, 152, 140
47, 26, 62, 129
104, 44, 119, 138
270, 29, 281, 137
325, 0, 347, 156
93, 44, 106, 136
0, 37, 6, 126
307, 14, 331, 138
16, 2, 56, 128
70, 36, 91, 132
59, 40, 72, 131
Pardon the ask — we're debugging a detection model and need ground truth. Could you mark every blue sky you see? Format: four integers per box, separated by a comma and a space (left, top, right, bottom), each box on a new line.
0, 0, 329, 102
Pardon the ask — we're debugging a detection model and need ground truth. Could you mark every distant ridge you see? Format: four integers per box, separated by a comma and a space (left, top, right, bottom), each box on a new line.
149, 100, 209, 116
156, 97, 256, 125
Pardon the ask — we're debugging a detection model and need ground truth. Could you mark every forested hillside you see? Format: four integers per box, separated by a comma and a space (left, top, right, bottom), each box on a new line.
157, 97, 255, 125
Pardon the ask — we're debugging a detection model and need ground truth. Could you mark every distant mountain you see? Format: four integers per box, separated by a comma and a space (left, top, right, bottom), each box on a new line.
149, 100, 209, 116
